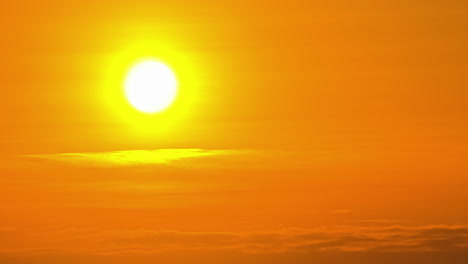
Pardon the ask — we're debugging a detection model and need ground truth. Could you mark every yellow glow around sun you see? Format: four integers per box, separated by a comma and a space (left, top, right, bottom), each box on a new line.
125, 61, 177, 113
102, 41, 201, 138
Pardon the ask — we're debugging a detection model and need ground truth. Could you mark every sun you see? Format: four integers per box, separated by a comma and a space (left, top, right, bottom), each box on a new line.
124, 61, 178, 113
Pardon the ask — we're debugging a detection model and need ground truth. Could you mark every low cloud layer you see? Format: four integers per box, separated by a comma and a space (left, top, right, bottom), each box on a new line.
76, 225, 468, 254
2, 225, 468, 255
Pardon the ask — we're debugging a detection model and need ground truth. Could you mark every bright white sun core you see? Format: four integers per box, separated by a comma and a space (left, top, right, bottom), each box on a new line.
124, 61, 177, 113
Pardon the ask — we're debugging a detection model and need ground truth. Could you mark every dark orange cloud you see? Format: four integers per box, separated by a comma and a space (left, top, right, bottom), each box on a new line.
1, 225, 468, 256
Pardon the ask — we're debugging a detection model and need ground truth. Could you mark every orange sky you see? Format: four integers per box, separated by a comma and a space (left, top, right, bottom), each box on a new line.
1, 0, 468, 263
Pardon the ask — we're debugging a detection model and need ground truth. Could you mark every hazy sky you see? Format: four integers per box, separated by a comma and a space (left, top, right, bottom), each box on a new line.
0, 0, 467, 263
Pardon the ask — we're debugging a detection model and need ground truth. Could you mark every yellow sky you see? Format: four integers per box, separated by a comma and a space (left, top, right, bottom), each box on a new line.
0, 0, 467, 263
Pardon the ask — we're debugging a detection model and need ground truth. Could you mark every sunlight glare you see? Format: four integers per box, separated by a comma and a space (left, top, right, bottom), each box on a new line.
125, 61, 177, 113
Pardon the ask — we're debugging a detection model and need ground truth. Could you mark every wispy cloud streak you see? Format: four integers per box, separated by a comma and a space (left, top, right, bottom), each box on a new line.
23, 149, 249, 167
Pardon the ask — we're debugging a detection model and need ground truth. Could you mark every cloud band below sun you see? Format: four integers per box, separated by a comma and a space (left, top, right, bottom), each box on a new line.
23, 149, 248, 167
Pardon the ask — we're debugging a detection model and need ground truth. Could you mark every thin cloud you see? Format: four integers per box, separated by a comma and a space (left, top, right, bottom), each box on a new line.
22, 149, 249, 167
330, 209, 352, 214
